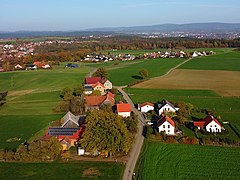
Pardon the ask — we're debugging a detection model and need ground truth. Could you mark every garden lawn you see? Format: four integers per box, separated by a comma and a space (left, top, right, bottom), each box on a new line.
0, 161, 124, 180
136, 141, 240, 180
179, 51, 240, 71
108, 58, 183, 86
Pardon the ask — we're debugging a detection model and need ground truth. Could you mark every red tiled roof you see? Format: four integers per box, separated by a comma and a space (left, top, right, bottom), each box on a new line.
92, 82, 105, 89
106, 91, 114, 98
157, 114, 175, 128
193, 121, 205, 128
85, 96, 106, 106
85, 93, 115, 107
117, 103, 131, 113
85, 77, 101, 84
140, 102, 154, 108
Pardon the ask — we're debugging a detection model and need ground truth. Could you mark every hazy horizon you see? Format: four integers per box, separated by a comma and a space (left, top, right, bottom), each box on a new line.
1, 0, 240, 31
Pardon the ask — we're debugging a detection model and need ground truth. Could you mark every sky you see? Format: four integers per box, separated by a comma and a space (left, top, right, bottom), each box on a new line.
0, 0, 240, 31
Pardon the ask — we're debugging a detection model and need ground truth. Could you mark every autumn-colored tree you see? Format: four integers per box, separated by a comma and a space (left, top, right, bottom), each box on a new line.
79, 110, 131, 154
93, 67, 108, 79
139, 68, 149, 79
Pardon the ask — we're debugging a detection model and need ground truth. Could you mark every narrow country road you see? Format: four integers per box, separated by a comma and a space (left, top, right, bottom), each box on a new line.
116, 58, 193, 180
117, 87, 145, 180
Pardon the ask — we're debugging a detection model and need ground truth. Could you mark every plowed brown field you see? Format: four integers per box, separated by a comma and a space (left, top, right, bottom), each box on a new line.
133, 69, 240, 96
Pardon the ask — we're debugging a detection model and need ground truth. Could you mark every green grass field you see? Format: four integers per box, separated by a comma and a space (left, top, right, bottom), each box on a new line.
0, 161, 123, 180
136, 141, 240, 180
179, 51, 240, 71
0, 65, 89, 149
108, 58, 183, 86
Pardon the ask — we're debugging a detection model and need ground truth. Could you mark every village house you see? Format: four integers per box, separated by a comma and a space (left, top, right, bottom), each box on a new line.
84, 77, 112, 95
92, 81, 106, 95
45, 112, 85, 150
193, 115, 222, 133
157, 114, 175, 135
158, 99, 179, 115
14, 64, 23, 69
139, 102, 154, 113
85, 92, 115, 111
116, 102, 131, 117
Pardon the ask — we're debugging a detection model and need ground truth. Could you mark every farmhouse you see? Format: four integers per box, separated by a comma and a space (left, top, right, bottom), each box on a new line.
139, 102, 154, 113
157, 114, 175, 135
116, 102, 131, 117
193, 115, 222, 133
92, 82, 106, 95
158, 99, 179, 115
46, 112, 86, 149
84, 77, 112, 95
85, 92, 115, 111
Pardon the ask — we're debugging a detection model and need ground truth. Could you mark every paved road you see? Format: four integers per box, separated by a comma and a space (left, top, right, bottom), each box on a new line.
117, 87, 145, 180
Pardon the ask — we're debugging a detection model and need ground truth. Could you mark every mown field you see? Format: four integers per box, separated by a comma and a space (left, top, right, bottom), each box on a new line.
133, 69, 240, 96
0, 161, 124, 180
0, 64, 89, 149
136, 141, 240, 180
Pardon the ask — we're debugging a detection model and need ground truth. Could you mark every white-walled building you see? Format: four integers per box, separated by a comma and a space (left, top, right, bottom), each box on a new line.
158, 99, 179, 115
139, 102, 154, 113
117, 103, 131, 117
193, 115, 222, 133
157, 114, 175, 135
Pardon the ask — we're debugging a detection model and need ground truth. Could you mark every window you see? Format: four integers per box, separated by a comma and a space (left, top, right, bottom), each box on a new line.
210, 125, 212, 127
215, 125, 217, 127
168, 130, 170, 132
168, 125, 170, 128
163, 125, 165, 128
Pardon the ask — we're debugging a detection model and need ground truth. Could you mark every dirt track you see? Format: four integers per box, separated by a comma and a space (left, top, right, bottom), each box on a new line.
133, 69, 240, 96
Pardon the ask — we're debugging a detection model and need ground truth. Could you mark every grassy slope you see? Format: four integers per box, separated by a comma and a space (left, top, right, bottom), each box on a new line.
137, 141, 240, 180
0, 161, 124, 180
0, 65, 89, 149
108, 58, 183, 86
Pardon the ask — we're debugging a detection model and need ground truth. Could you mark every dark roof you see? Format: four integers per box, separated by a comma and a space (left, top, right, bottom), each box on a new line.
157, 114, 175, 127
66, 63, 79, 68
158, 99, 176, 110
48, 127, 79, 136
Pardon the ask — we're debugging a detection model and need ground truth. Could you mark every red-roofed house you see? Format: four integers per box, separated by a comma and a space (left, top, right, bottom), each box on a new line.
157, 114, 175, 135
92, 82, 106, 95
139, 102, 154, 113
193, 115, 222, 133
84, 77, 112, 95
116, 103, 131, 117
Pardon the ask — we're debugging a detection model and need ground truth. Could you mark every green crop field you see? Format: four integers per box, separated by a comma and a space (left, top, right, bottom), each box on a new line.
136, 141, 240, 180
179, 50, 240, 71
0, 64, 89, 149
108, 58, 183, 86
0, 161, 123, 180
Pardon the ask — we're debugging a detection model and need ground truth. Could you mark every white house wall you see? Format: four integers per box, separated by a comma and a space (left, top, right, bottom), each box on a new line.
118, 112, 131, 117
206, 121, 221, 133
141, 105, 154, 113
104, 81, 112, 89
159, 104, 177, 115
158, 121, 175, 135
